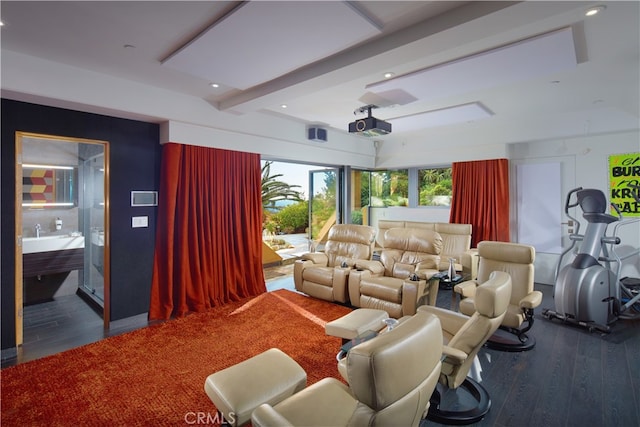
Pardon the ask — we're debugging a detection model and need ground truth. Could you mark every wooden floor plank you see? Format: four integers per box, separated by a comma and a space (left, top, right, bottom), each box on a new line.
569, 330, 605, 426
528, 323, 576, 426
602, 335, 640, 426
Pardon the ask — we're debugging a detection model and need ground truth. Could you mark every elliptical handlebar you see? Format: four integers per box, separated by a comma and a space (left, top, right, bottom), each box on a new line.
564, 187, 582, 236
601, 236, 621, 245
555, 187, 584, 281
565, 187, 583, 211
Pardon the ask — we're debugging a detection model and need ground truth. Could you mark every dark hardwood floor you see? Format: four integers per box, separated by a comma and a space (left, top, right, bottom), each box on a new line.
3, 270, 639, 427
428, 283, 640, 427
1, 293, 152, 368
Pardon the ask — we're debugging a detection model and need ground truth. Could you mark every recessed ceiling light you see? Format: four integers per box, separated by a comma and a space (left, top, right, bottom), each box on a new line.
383, 72, 395, 79
210, 83, 220, 88
585, 5, 606, 16
281, 104, 288, 109
0, 21, 5, 27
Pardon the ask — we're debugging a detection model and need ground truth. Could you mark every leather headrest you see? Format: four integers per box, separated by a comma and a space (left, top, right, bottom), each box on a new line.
478, 241, 535, 264
346, 310, 442, 410
328, 224, 376, 245
474, 271, 512, 318
383, 228, 443, 254
434, 223, 472, 235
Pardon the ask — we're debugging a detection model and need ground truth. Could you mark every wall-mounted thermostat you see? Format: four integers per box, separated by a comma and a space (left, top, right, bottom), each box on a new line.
131, 191, 158, 207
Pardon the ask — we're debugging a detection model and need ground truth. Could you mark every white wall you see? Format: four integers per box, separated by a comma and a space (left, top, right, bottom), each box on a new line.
510, 131, 640, 284
370, 206, 451, 228
371, 131, 639, 285
4, 49, 638, 285
2, 50, 377, 169
161, 120, 376, 168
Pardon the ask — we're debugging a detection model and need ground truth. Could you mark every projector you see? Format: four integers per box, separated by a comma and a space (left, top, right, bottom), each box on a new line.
348, 105, 391, 137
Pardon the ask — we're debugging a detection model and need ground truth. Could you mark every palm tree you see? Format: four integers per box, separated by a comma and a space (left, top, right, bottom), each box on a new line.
261, 161, 303, 210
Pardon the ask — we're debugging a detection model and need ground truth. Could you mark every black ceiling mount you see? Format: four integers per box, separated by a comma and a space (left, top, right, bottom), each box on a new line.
354, 104, 379, 116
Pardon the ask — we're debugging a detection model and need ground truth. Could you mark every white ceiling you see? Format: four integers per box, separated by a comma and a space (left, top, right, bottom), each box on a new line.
1, 1, 638, 147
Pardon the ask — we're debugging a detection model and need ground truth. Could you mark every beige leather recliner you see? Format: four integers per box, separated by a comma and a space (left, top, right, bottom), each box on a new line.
251, 310, 443, 427
419, 270, 512, 424
294, 224, 376, 303
348, 227, 442, 318
454, 241, 541, 352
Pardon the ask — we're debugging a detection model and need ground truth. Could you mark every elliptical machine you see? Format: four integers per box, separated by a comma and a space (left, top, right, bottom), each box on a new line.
543, 186, 640, 333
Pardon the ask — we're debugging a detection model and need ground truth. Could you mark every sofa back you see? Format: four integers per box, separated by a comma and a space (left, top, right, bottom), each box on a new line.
379, 228, 442, 278
433, 223, 472, 263
376, 220, 473, 272
324, 224, 376, 267
476, 241, 535, 305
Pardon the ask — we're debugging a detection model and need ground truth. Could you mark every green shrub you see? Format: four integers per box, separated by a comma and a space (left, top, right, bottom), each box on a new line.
351, 210, 363, 225
275, 201, 309, 233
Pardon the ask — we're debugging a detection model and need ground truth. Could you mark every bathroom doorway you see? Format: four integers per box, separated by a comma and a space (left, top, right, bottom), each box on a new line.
15, 132, 110, 346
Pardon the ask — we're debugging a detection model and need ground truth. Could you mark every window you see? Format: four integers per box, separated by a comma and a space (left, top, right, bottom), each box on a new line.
370, 170, 409, 207
418, 167, 452, 206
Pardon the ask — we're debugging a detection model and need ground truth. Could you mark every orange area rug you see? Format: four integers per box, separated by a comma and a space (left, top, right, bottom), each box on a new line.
1, 290, 352, 426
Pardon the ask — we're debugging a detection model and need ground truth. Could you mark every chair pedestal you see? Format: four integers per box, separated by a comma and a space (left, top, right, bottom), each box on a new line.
426, 377, 491, 425
485, 326, 536, 352
485, 307, 537, 352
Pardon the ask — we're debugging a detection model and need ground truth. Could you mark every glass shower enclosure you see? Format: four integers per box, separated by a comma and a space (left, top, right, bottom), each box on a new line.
79, 150, 105, 305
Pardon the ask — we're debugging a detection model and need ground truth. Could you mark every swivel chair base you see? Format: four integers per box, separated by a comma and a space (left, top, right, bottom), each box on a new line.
426, 377, 491, 425
485, 328, 536, 352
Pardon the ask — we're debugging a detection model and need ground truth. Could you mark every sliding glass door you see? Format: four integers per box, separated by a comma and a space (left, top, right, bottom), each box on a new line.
308, 168, 339, 250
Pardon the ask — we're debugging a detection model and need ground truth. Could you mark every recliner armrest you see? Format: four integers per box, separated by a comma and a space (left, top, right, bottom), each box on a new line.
520, 290, 543, 309
355, 259, 385, 275
301, 252, 328, 265
453, 280, 479, 298
416, 268, 440, 280
442, 345, 468, 366
416, 256, 440, 271
402, 280, 426, 316
252, 404, 295, 427
418, 305, 469, 339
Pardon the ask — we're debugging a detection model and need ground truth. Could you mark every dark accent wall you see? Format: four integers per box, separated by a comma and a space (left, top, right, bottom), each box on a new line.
1, 99, 161, 350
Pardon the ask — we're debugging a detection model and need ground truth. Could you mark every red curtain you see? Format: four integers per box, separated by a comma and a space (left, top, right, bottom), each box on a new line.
149, 143, 266, 320
449, 158, 510, 247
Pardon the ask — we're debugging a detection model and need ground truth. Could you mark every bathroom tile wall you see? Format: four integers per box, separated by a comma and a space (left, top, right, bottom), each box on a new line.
22, 207, 80, 238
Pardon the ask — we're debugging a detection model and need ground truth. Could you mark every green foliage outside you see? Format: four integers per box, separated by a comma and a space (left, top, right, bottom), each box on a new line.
358, 170, 371, 208
370, 170, 409, 207
309, 171, 336, 239
261, 161, 303, 211
275, 200, 309, 234
419, 167, 452, 206
351, 210, 363, 225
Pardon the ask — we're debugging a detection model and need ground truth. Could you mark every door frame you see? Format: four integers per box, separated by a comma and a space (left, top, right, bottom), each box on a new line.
14, 131, 111, 345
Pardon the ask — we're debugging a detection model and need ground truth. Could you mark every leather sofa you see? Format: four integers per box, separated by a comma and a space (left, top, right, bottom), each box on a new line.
348, 227, 443, 318
293, 224, 376, 303
376, 220, 477, 278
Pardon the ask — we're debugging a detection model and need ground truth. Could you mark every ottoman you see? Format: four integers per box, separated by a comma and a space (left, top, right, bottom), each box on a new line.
325, 308, 389, 343
204, 348, 307, 426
